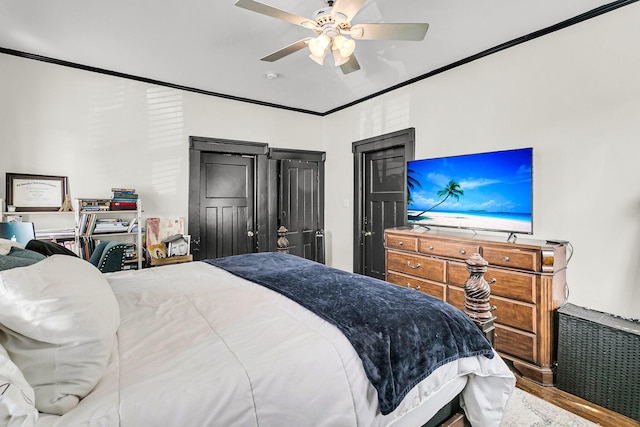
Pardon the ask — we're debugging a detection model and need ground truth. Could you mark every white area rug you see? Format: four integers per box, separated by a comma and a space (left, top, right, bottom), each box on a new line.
501, 388, 599, 426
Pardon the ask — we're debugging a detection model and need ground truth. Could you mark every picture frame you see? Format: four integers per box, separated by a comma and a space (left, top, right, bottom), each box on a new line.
166, 234, 191, 257
6, 173, 68, 212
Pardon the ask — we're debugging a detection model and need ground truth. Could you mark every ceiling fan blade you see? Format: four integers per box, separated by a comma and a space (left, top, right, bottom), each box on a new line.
340, 55, 360, 74
350, 23, 429, 41
331, 0, 366, 22
235, 0, 318, 30
261, 38, 312, 62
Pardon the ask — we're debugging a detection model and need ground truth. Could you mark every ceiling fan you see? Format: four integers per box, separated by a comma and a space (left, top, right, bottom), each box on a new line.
234, 0, 429, 74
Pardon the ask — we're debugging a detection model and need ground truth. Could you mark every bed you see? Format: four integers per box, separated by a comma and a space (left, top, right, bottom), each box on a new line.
0, 242, 515, 427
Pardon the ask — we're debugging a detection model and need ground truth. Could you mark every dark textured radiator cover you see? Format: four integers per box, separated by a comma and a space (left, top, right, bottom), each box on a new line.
556, 303, 640, 421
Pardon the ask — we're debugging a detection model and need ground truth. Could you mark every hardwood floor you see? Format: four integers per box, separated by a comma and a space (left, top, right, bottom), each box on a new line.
514, 371, 639, 427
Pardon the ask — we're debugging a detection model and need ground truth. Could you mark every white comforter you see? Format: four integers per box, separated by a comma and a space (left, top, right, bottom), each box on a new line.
36, 261, 514, 427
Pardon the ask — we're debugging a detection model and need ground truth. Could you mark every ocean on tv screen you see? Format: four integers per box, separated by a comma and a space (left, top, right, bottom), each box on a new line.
407, 210, 532, 234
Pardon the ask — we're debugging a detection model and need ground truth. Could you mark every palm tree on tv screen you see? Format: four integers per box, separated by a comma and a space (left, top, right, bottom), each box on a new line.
406, 168, 421, 205
413, 180, 464, 218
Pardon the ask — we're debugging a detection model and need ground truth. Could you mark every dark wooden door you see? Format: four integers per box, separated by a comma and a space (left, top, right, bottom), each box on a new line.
362, 147, 406, 279
353, 129, 415, 279
196, 152, 256, 259
280, 159, 322, 261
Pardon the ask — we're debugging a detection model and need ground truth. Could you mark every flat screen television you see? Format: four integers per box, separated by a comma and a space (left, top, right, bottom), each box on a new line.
406, 147, 533, 235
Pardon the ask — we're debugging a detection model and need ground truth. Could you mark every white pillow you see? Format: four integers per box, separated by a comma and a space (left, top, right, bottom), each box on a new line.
0, 255, 120, 415
0, 344, 37, 427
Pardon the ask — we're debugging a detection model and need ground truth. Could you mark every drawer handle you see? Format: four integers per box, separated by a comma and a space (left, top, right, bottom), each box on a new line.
502, 256, 510, 262
398, 241, 403, 246
459, 249, 466, 254
489, 278, 497, 284
414, 285, 421, 291
406, 261, 421, 269
427, 245, 434, 250
406, 283, 412, 288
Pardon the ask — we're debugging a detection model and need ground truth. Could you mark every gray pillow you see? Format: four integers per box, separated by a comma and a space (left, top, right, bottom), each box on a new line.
0, 254, 41, 271
7, 247, 47, 261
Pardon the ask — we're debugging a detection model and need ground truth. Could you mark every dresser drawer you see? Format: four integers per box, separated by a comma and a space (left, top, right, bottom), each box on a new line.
491, 295, 536, 333
385, 234, 418, 252
387, 250, 446, 282
484, 267, 536, 303
447, 287, 537, 363
495, 324, 537, 364
482, 246, 538, 271
447, 286, 536, 333
387, 271, 446, 301
419, 237, 480, 260
447, 262, 536, 303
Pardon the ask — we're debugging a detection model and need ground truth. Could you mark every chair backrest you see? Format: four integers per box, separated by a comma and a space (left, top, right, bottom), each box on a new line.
0, 222, 36, 245
89, 241, 127, 273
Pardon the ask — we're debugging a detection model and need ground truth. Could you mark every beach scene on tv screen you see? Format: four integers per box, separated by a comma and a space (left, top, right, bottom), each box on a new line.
407, 148, 532, 234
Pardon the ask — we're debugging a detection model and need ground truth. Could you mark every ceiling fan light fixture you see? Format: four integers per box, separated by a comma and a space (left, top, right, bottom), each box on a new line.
331, 48, 350, 66
333, 35, 356, 57
309, 49, 328, 65
236, 0, 428, 74
308, 34, 331, 57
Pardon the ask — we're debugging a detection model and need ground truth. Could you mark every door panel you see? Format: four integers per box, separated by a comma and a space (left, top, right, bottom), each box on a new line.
200, 153, 255, 259
363, 146, 406, 279
281, 159, 322, 261
353, 128, 414, 278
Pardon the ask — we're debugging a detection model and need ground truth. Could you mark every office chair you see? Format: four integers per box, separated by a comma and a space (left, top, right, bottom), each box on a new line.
89, 241, 128, 273
0, 222, 36, 245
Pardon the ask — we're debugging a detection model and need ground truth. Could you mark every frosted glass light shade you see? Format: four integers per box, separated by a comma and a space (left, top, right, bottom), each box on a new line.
309, 49, 328, 65
308, 34, 331, 57
332, 48, 350, 66
333, 35, 355, 58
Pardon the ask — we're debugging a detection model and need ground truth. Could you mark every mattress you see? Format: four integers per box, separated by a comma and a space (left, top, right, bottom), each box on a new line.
34, 261, 514, 426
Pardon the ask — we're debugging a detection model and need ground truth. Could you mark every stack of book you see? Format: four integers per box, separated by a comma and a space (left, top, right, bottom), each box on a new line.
93, 218, 130, 234
77, 236, 98, 260
78, 215, 137, 235
110, 188, 138, 211
78, 198, 110, 212
78, 213, 98, 235
123, 243, 139, 270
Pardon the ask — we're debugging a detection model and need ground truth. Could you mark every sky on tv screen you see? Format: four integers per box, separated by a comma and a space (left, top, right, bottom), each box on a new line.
407, 148, 532, 215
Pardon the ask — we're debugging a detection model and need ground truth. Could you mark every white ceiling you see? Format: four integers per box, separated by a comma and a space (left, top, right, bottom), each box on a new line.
0, 0, 627, 114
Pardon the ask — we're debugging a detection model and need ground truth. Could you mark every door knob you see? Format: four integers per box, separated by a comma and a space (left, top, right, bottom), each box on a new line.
247, 231, 254, 237
191, 237, 200, 252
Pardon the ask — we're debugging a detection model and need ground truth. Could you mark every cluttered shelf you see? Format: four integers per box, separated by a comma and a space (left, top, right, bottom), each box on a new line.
1, 211, 76, 251
74, 189, 143, 270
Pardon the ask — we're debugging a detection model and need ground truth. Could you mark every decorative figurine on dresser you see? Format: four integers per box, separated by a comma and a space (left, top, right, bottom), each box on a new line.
384, 227, 568, 385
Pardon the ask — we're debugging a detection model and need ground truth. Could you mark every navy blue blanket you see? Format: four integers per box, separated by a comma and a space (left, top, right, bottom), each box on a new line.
206, 252, 493, 415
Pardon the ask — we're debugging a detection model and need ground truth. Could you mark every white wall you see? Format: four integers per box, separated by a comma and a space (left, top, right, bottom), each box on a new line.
1, 3, 639, 319
324, 4, 640, 319
0, 54, 323, 224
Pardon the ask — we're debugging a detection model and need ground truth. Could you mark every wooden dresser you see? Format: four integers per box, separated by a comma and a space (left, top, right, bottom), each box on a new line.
384, 226, 568, 385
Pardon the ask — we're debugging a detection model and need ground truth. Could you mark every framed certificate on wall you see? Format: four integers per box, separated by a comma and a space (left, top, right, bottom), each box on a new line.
6, 173, 68, 212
